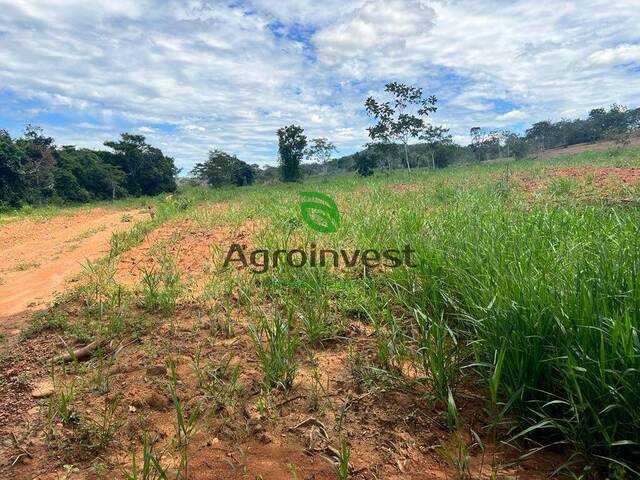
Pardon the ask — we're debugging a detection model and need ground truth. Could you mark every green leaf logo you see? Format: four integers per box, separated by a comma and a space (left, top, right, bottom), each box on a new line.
300, 191, 340, 233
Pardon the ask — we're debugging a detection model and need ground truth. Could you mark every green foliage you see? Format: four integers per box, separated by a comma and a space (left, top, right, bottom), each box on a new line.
277, 124, 307, 182
0, 129, 25, 209
15, 125, 56, 203
354, 150, 376, 177
0, 126, 177, 210
305, 137, 336, 174
103, 133, 178, 196
191, 149, 255, 187
139, 254, 183, 314
365, 82, 440, 170
55, 146, 126, 202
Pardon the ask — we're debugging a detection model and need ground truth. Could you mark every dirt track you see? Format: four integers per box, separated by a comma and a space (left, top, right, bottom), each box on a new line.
0, 208, 148, 319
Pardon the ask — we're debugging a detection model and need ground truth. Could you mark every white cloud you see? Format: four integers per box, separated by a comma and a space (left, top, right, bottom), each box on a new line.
313, 0, 436, 79
0, 0, 639, 170
496, 110, 529, 122
587, 44, 640, 67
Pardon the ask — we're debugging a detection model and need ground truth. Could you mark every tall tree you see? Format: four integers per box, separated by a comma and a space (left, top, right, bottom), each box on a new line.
0, 130, 25, 209
103, 133, 178, 196
354, 150, 376, 177
192, 150, 254, 187
365, 82, 438, 171
305, 138, 336, 174
16, 125, 56, 202
55, 146, 126, 201
277, 125, 307, 182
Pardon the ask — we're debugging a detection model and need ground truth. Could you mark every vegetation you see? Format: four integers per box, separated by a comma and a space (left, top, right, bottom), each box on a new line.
0, 127, 178, 211
191, 149, 255, 187
3, 80, 640, 478
365, 82, 442, 171
3, 147, 640, 477
277, 124, 307, 182
470, 104, 640, 161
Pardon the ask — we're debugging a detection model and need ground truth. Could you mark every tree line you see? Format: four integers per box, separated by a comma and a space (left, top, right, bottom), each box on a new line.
4, 87, 639, 205
473, 104, 640, 161
0, 127, 178, 210
195, 83, 640, 188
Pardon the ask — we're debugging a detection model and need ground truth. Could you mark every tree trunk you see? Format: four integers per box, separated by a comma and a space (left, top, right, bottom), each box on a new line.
403, 143, 411, 171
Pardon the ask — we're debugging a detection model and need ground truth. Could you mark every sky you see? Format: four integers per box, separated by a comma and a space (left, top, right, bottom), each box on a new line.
1, 0, 639, 172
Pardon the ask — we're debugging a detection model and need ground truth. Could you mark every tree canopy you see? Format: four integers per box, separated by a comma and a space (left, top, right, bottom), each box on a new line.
191, 150, 255, 187
0, 127, 178, 211
277, 125, 307, 182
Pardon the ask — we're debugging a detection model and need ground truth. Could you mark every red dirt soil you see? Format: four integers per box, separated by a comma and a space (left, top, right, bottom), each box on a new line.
0, 208, 148, 321
517, 166, 640, 196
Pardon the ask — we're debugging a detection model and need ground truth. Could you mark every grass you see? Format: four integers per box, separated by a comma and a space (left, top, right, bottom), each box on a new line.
216, 148, 640, 474
9, 148, 640, 476
249, 313, 299, 391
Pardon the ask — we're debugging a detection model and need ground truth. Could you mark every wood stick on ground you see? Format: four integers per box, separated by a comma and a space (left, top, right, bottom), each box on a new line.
53, 337, 106, 363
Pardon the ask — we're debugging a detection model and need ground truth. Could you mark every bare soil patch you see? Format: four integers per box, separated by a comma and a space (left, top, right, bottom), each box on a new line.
517, 166, 640, 198
0, 208, 149, 320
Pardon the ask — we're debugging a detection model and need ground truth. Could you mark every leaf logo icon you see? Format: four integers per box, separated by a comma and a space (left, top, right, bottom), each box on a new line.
300, 191, 340, 233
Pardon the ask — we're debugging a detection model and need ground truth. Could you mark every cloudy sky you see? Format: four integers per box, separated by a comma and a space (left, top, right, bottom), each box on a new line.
1, 0, 639, 171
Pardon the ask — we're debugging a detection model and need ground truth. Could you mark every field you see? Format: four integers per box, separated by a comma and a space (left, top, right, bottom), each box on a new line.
1, 149, 640, 479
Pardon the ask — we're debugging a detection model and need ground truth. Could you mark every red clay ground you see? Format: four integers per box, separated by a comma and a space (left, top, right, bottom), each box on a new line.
516, 166, 640, 200
0, 208, 149, 324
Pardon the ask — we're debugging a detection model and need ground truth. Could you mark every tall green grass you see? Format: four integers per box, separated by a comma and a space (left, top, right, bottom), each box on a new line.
228, 151, 640, 473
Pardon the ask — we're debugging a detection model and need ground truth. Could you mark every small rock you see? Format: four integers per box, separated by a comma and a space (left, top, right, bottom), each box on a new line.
31, 379, 55, 398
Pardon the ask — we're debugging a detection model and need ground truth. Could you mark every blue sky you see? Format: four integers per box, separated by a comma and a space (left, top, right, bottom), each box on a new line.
1, 0, 640, 172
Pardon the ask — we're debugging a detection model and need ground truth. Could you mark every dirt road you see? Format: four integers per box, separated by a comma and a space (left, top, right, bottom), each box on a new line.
0, 207, 148, 320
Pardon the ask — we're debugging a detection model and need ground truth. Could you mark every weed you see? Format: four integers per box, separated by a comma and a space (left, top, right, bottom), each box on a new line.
193, 352, 243, 412
124, 432, 170, 480
86, 395, 123, 450
167, 356, 200, 480
249, 314, 298, 391
337, 440, 351, 480
139, 253, 182, 314
437, 431, 471, 480
414, 309, 461, 410
14, 261, 40, 271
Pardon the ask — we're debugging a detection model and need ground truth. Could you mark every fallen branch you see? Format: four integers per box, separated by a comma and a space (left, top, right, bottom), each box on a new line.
53, 337, 106, 363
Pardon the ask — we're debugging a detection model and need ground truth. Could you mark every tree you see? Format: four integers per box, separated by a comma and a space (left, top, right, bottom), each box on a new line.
55, 146, 126, 201
16, 125, 56, 203
305, 138, 336, 174
192, 150, 255, 187
526, 121, 556, 151
419, 125, 451, 169
504, 132, 530, 159
277, 125, 307, 182
354, 151, 376, 177
365, 82, 438, 171
0, 130, 25, 209
103, 133, 178, 196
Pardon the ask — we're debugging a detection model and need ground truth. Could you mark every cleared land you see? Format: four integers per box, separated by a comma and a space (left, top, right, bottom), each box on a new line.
0, 208, 149, 320
1, 148, 639, 479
